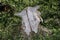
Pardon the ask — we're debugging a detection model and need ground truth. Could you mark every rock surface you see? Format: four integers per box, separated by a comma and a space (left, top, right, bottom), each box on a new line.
14, 6, 43, 36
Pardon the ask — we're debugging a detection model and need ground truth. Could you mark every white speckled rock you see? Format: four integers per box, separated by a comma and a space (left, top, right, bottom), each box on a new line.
14, 6, 43, 36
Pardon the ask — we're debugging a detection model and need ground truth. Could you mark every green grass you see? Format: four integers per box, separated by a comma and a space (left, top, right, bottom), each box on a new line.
0, 0, 60, 40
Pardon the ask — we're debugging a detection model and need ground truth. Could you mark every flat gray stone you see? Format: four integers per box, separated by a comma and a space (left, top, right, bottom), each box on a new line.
14, 6, 43, 36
